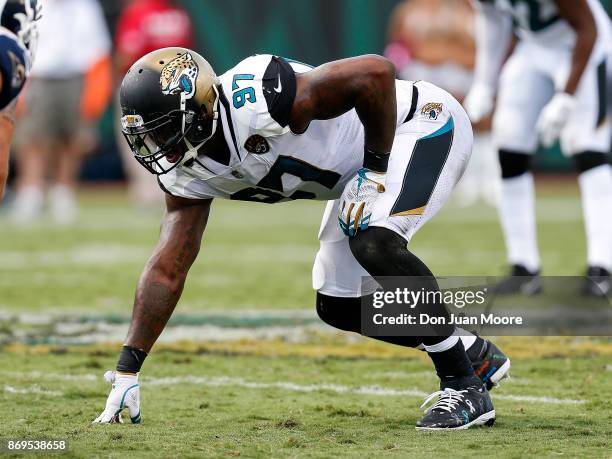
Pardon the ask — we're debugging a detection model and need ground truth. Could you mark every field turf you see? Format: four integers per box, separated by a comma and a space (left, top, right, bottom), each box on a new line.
0, 179, 610, 458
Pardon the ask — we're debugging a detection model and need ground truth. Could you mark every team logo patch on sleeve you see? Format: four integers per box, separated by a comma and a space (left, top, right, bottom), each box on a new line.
244, 135, 270, 154
421, 102, 443, 120
160, 53, 199, 99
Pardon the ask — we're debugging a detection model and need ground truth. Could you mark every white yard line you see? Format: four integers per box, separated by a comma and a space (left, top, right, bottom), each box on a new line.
147, 375, 428, 397
1, 371, 98, 381
145, 375, 585, 405
1, 372, 585, 405
0, 243, 315, 270
492, 394, 583, 404
4, 385, 62, 396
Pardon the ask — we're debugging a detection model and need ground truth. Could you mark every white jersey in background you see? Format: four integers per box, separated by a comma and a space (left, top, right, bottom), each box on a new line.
31, 0, 111, 78
481, 0, 612, 50
472, 0, 611, 155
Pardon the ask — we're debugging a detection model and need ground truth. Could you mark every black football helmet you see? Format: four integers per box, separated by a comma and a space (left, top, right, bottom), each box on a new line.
1, 0, 43, 63
120, 47, 220, 175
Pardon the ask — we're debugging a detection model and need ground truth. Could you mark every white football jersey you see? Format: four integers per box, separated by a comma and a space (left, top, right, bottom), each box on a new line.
479, 0, 611, 49
159, 55, 416, 203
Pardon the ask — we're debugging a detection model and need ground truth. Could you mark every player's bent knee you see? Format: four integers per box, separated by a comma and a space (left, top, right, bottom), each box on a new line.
573, 151, 610, 174
498, 150, 532, 179
316, 292, 361, 333
348, 227, 405, 274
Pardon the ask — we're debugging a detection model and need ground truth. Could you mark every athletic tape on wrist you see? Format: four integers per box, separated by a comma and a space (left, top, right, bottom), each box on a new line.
363, 148, 390, 173
116, 345, 148, 373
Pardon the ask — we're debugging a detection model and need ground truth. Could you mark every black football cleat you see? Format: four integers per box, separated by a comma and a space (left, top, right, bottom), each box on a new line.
579, 266, 610, 298
494, 264, 542, 295
471, 339, 511, 390
416, 384, 495, 431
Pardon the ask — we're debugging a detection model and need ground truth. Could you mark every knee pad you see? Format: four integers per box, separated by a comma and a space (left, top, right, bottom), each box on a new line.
316, 292, 361, 333
573, 151, 610, 174
498, 150, 532, 179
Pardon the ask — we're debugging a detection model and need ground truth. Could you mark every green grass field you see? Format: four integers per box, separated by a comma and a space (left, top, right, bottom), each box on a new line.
0, 179, 611, 458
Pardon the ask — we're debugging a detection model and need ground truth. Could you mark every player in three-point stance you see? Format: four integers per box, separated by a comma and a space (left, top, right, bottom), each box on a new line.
94, 47, 511, 430
464, 0, 612, 296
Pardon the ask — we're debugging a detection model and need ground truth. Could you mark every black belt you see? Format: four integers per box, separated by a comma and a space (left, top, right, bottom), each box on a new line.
403, 83, 419, 124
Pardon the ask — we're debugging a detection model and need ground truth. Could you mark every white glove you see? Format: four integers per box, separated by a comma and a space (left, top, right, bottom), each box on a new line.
463, 83, 495, 123
92, 371, 141, 424
339, 168, 386, 237
536, 92, 575, 147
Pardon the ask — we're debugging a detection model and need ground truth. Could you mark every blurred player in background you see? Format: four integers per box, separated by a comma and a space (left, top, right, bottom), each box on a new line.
10, 0, 111, 224
114, 0, 193, 206
464, 0, 612, 296
385, 0, 499, 207
0, 0, 41, 201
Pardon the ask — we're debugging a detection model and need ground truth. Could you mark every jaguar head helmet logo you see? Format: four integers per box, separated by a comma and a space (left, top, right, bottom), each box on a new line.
160, 52, 200, 100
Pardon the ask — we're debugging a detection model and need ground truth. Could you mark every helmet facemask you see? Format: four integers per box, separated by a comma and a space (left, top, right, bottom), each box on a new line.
121, 85, 220, 175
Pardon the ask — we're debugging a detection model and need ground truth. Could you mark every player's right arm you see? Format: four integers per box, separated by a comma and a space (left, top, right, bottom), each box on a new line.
94, 194, 211, 424
464, 0, 514, 123
125, 194, 212, 352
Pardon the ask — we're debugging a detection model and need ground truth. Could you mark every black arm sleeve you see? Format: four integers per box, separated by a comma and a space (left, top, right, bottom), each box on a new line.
261, 56, 297, 128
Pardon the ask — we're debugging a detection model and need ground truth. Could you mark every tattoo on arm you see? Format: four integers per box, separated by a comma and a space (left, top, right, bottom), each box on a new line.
127, 281, 181, 351
172, 216, 201, 275
124, 196, 211, 352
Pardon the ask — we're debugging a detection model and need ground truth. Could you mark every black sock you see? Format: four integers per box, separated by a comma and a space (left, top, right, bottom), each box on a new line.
466, 336, 487, 362
116, 345, 148, 373
345, 228, 480, 390
427, 340, 480, 390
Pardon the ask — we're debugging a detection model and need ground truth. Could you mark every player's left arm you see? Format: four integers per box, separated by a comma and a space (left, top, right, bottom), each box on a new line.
290, 54, 397, 167
0, 98, 16, 201
289, 55, 397, 236
537, 0, 597, 146
556, 0, 597, 95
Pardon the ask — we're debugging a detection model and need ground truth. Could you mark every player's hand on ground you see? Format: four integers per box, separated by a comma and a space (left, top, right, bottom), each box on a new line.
536, 92, 575, 147
338, 168, 386, 237
463, 82, 495, 123
92, 371, 141, 424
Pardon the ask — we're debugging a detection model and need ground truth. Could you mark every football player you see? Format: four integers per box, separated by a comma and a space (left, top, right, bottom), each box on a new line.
94, 48, 511, 430
0, 0, 41, 200
464, 0, 612, 296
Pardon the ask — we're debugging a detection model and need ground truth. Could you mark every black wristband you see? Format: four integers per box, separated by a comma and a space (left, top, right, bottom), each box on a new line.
116, 345, 148, 373
363, 148, 390, 173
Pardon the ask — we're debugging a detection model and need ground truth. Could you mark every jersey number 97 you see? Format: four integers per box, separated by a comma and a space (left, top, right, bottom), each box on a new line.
232, 74, 256, 108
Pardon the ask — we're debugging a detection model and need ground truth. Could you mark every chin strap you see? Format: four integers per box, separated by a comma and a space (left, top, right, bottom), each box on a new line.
179, 84, 221, 167
180, 92, 187, 133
